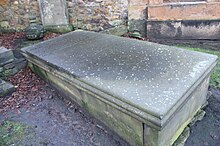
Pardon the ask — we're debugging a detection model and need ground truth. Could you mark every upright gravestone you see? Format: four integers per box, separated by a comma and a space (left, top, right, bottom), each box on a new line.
38, 0, 72, 33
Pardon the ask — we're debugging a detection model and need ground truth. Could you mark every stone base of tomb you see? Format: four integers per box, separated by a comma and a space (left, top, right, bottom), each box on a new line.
23, 58, 214, 146
21, 31, 217, 146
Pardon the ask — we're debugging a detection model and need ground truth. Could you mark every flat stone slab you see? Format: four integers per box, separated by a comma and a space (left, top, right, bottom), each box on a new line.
0, 79, 14, 97
0, 47, 14, 66
21, 31, 218, 146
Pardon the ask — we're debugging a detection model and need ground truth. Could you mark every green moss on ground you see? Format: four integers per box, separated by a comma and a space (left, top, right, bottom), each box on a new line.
0, 120, 27, 145
177, 46, 220, 89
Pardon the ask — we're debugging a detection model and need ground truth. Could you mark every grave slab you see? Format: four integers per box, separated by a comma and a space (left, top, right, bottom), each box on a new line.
21, 31, 218, 146
0, 47, 14, 66
0, 79, 15, 97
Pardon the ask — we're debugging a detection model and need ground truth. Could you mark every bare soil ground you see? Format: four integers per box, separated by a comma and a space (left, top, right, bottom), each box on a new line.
0, 69, 129, 146
0, 32, 220, 146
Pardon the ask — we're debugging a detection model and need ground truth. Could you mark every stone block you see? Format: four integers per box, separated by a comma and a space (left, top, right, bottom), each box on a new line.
148, 0, 163, 5
21, 31, 218, 146
147, 2, 220, 21
129, 0, 149, 6
13, 58, 27, 70
44, 24, 73, 33
128, 19, 146, 37
146, 20, 220, 40
101, 25, 128, 36
0, 47, 14, 66
128, 5, 147, 36
128, 5, 147, 20
3, 62, 15, 70
38, 0, 69, 26
0, 57, 27, 77
1, 68, 18, 77
0, 79, 14, 97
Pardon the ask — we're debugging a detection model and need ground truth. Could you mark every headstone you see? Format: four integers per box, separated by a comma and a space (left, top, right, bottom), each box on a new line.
21, 31, 218, 146
38, 0, 72, 33
0, 47, 14, 66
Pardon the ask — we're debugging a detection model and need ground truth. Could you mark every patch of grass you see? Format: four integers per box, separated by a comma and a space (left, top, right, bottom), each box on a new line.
0, 120, 27, 145
177, 46, 220, 89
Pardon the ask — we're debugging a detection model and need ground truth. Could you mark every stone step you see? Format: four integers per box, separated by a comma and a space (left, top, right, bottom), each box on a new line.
21, 31, 218, 146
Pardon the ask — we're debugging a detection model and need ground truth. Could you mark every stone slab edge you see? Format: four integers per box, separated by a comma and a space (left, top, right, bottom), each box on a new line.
162, 59, 217, 127
0, 47, 14, 66
21, 46, 218, 130
0, 79, 15, 97
44, 25, 73, 33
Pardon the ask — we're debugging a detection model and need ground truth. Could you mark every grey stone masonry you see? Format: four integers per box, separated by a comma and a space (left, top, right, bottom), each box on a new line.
0, 78, 14, 97
0, 47, 14, 66
0, 47, 27, 78
21, 31, 218, 146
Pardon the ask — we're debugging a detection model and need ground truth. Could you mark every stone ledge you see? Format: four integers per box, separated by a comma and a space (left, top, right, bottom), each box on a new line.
44, 25, 73, 34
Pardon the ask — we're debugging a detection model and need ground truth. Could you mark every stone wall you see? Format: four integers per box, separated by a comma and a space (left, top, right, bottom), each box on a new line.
1, 0, 220, 40
0, 0, 128, 32
67, 0, 128, 31
146, 1, 220, 39
0, 0, 41, 31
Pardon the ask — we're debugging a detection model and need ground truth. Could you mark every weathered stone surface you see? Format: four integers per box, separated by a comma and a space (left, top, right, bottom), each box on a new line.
38, 0, 69, 26
0, 21, 10, 29
130, 0, 149, 6
144, 76, 210, 145
13, 58, 27, 67
0, 48, 27, 77
128, 19, 146, 36
0, 0, 128, 33
147, 2, 220, 21
147, 20, 220, 40
0, 0, 40, 30
0, 79, 14, 97
44, 25, 73, 33
1, 57, 27, 77
128, 5, 147, 36
21, 31, 218, 146
0, 47, 14, 66
101, 25, 128, 36
68, 0, 128, 32
0, 0, 7, 5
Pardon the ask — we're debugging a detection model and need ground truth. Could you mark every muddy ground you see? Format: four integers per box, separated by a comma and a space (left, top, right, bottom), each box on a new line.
0, 32, 220, 146
0, 76, 129, 146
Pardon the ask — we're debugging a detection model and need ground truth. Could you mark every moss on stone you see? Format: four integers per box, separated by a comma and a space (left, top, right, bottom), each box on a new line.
44, 25, 73, 34
29, 63, 48, 82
